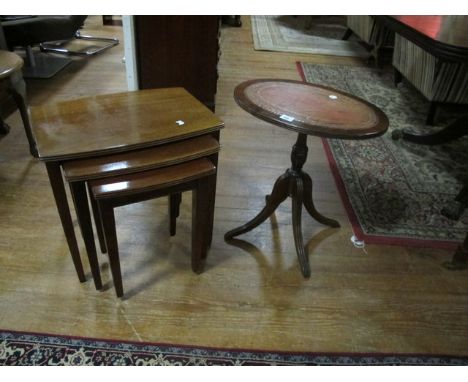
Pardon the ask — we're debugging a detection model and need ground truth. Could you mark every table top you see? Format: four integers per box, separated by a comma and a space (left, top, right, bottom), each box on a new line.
234, 79, 388, 139
31, 87, 224, 161
374, 16, 468, 62
0, 51, 23, 80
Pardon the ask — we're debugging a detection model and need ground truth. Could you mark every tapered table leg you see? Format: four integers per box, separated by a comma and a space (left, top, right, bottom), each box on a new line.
70, 181, 102, 289
99, 200, 123, 298
45, 161, 86, 282
169, 193, 182, 236
88, 184, 107, 254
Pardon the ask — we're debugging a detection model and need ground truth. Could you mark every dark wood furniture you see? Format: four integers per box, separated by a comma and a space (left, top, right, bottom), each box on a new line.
224, 79, 389, 277
134, 16, 220, 111
375, 16, 468, 134
62, 135, 220, 291
376, 17, 468, 264
0, 50, 37, 156
375, 16, 468, 61
31, 88, 224, 284
80, 158, 217, 297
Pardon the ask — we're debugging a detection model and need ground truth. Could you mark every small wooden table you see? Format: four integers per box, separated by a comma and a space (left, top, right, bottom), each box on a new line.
31, 88, 224, 282
225, 79, 389, 277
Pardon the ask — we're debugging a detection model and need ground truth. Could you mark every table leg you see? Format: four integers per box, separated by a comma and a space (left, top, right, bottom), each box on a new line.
225, 133, 339, 277
87, 183, 107, 254
224, 172, 289, 239
45, 161, 86, 282
70, 181, 102, 289
9, 72, 38, 157
302, 172, 340, 228
391, 114, 468, 145
291, 176, 311, 277
169, 193, 181, 236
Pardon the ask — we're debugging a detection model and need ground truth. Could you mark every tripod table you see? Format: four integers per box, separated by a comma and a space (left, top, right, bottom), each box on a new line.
225, 79, 389, 277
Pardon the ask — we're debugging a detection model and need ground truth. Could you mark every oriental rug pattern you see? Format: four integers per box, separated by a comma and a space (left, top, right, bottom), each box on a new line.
1, 330, 467, 366
298, 62, 468, 248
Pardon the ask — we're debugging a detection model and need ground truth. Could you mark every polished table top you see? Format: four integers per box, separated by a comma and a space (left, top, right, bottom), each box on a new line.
235, 79, 388, 139
374, 15, 468, 62
31, 87, 224, 161
391, 16, 468, 48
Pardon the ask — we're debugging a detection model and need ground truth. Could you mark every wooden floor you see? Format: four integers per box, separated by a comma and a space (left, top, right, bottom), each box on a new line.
1, 16, 467, 355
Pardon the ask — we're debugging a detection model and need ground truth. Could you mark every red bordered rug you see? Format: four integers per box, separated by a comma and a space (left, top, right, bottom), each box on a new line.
297, 62, 468, 250
1, 329, 467, 365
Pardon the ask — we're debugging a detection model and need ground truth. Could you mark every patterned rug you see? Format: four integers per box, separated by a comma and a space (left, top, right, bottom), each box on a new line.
251, 15, 369, 58
297, 62, 468, 249
1, 329, 467, 365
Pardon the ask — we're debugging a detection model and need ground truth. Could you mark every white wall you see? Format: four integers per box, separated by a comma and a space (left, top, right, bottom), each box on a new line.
122, 16, 139, 91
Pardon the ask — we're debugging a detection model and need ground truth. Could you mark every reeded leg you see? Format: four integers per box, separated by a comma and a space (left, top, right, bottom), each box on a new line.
301, 172, 340, 228
291, 177, 311, 278
169, 193, 182, 236
99, 201, 123, 297
70, 181, 102, 290
224, 172, 290, 240
88, 183, 107, 254
45, 162, 86, 282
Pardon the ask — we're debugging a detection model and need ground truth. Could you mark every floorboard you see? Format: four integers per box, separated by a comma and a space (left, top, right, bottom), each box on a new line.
0, 16, 466, 355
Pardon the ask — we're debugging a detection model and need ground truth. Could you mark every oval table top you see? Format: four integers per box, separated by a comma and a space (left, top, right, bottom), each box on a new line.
0, 50, 23, 80
234, 79, 389, 139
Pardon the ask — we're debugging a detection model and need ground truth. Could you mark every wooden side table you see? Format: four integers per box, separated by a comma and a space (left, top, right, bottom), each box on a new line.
225, 79, 389, 277
31, 88, 224, 283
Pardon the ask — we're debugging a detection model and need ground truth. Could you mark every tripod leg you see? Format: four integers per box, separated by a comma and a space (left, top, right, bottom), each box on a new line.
302, 172, 340, 227
225, 172, 290, 240
291, 177, 311, 278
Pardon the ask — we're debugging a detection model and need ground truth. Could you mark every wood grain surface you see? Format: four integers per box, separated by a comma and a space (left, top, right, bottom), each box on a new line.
62, 135, 220, 181
91, 158, 216, 199
31, 87, 224, 161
